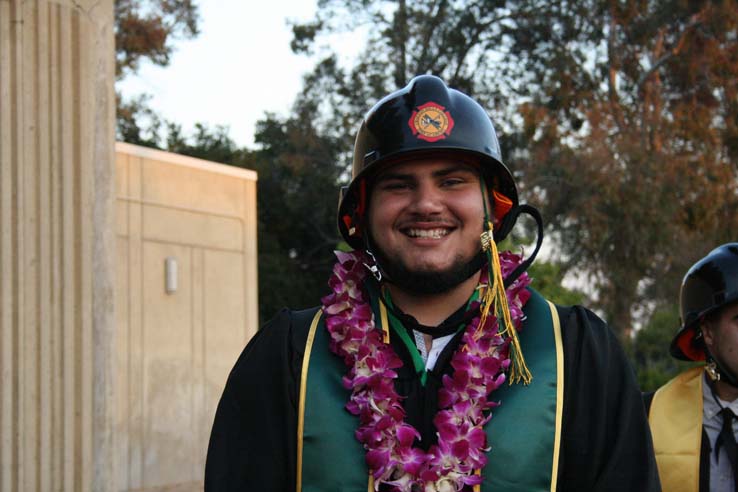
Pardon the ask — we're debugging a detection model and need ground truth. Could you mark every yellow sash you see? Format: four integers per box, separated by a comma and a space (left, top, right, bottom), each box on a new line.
649, 367, 704, 492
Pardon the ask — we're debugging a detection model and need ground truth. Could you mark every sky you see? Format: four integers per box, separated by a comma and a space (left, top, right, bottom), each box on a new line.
117, 0, 333, 148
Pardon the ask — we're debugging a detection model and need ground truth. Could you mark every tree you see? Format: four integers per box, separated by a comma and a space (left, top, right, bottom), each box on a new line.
115, 0, 199, 79
629, 305, 698, 392
249, 112, 346, 323
116, 93, 164, 147
291, 0, 738, 339
526, 260, 586, 307
166, 122, 245, 164
114, 0, 200, 145
508, 1, 738, 338
289, 0, 532, 142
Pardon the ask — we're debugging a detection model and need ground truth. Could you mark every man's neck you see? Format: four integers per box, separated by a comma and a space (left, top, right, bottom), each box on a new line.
385, 271, 481, 327
714, 379, 738, 403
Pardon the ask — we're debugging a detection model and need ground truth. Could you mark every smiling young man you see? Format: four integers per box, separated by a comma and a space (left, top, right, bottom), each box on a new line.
204, 75, 660, 492
367, 156, 488, 326
646, 243, 738, 492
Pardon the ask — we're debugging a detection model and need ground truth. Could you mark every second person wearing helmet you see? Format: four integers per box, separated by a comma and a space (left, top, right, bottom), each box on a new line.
205, 75, 660, 492
646, 243, 738, 492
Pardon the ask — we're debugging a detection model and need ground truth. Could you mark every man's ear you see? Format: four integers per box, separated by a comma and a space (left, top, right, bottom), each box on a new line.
702, 321, 715, 349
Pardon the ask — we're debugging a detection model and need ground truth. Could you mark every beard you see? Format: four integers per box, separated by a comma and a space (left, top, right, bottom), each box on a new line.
369, 239, 485, 295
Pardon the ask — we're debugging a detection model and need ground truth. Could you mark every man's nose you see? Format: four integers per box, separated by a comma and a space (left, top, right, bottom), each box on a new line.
410, 182, 444, 214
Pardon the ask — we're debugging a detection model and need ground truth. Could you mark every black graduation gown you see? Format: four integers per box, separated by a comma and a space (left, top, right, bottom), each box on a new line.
205, 303, 661, 491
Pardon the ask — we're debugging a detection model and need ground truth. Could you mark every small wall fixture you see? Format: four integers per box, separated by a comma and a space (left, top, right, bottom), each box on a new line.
165, 257, 178, 294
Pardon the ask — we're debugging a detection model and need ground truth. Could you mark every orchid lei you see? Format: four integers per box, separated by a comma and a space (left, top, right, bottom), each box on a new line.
320, 250, 532, 492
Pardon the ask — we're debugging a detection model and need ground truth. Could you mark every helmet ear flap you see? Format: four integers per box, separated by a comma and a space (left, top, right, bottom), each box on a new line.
491, 190, 514, 240
339, 179, 368, 240
338, 185, 355, 237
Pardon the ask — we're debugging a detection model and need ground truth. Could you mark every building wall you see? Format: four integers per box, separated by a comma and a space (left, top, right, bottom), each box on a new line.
1, 2, 257, 489
114, 143, 258, 491
0, 1, 116, 491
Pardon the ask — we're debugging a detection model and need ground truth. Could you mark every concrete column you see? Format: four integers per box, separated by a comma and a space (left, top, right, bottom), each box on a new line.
0, 1, 116, 491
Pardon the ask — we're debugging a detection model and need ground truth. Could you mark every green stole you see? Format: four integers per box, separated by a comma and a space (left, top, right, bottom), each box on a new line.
648, 366, 703, 492
297, 288, 564, 492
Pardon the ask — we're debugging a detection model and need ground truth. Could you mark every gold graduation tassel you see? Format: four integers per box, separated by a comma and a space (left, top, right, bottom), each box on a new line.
479, 221, 532, 385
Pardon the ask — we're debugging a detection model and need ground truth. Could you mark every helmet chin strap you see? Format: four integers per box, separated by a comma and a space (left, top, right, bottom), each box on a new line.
361, 232, 486, 294
500, 204, 544, 289
361, 234, 390, 284
359, 189, 546, 292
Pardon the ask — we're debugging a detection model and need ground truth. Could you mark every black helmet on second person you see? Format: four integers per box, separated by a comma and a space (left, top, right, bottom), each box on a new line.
337, 75, 518, 251
670, 242, 738, 361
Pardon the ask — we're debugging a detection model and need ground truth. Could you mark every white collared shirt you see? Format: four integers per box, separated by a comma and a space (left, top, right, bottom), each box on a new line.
703, 373, 738, 492
412, 330, 455, 371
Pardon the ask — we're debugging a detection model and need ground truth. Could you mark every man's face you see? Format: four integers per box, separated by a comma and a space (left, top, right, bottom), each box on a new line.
366, 156, 487, 290
703, 300, 738, 378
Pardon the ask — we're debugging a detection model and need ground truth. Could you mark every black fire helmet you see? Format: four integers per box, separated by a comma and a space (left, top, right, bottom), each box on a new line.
670, 242, 738, 361
337, 74, 519, 250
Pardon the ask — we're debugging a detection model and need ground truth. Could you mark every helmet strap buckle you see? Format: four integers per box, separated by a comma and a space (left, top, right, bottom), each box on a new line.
363, 250, 383, 282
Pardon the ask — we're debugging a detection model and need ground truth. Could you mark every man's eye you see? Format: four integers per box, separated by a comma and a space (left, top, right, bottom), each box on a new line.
441, 178, 465, 187
382, 182, 410, 190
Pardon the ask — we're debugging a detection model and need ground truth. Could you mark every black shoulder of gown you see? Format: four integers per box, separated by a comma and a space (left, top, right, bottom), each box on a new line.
556, 304, 661, 492
204, 307, 316, 492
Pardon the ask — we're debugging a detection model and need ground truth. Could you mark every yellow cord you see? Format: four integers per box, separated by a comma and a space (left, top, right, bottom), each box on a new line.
479, 222, 532, 385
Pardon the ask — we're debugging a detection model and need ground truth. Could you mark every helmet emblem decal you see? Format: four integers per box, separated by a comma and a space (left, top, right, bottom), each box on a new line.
408, 102, 455, 142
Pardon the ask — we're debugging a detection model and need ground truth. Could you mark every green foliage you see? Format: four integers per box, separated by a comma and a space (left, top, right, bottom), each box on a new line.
249, 114, 345, 323
526, 261, 586, 308
629, 306, 700, 393
166, 122, 245, 164
498, 235, 587, 307
115, 93, 163, 147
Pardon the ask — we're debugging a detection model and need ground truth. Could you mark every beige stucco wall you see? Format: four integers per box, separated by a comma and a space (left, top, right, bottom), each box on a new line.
2, 2, 257, 490
114, 142, 258, 492
0, 1, 116, 491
